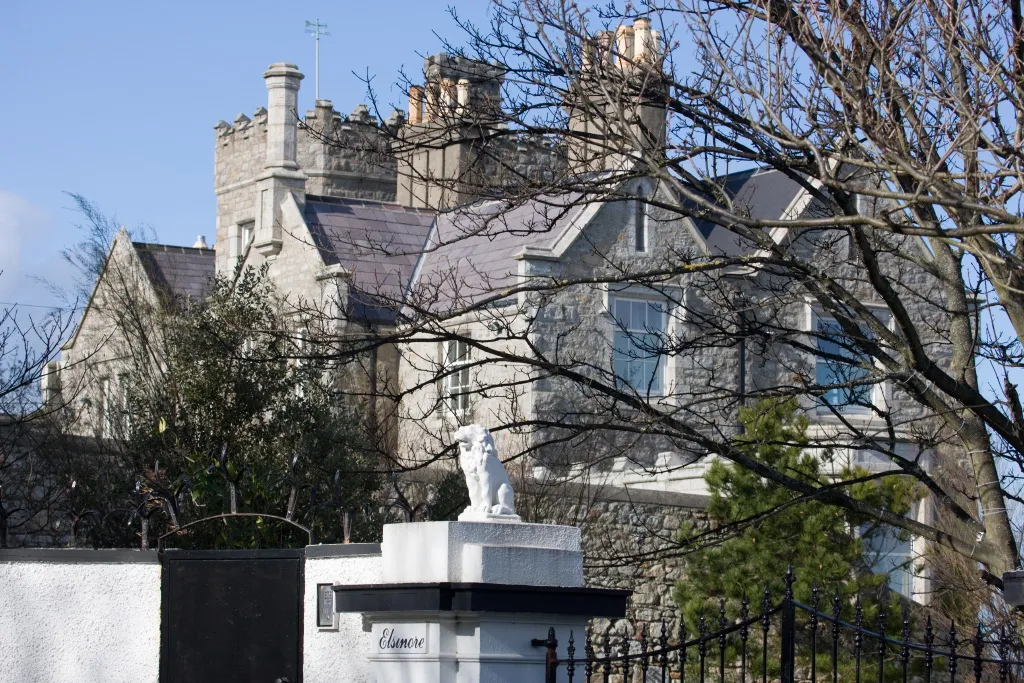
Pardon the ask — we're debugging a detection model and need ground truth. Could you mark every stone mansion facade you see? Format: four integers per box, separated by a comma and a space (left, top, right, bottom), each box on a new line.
54, 27, 948, 603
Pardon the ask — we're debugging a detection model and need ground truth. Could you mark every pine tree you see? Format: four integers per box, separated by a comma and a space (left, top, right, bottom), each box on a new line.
674, 398, 917, 677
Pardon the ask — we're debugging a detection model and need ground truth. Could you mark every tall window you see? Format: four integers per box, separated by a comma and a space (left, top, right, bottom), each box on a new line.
634, 199, 648, 252
813, 313, 877, 413
863, 526, 914, 598
117, 373, 132, 432
611, 297, 665, 395
294, 327, 308, 398
236, 220, 254, 259
443, 339, 472, 419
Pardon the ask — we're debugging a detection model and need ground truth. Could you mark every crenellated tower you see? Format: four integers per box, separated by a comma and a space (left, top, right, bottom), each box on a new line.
214, 63, 400, 275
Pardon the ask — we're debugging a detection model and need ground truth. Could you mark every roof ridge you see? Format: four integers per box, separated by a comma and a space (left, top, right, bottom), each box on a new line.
305, 194, 436, 213
131, 241, 215, 254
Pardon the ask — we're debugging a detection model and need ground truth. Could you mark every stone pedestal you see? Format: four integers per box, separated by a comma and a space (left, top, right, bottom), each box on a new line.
335, 521, 629, 683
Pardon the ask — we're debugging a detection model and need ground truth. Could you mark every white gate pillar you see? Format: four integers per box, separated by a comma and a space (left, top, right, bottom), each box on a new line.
335, 520, 629, 683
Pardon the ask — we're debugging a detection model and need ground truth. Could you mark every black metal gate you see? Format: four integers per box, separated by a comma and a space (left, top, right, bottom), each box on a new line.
535, 567, 1024, 682
159, 548, 304, 683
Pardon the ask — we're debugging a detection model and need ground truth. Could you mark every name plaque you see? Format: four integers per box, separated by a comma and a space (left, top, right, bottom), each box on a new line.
375, 624, 428, 654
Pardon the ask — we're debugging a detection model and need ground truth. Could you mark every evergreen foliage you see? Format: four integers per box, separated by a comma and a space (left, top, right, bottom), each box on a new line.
674, 398, 918, 667
64, 267, 383, 548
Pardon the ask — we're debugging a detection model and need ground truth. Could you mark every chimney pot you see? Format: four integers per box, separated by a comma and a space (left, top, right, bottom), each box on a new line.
193, 235, 209, 249
616, 25, 635, 67
408, 86, 424, 124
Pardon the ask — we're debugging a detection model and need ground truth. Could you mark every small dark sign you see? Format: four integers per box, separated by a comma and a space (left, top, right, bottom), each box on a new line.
316, 583, 335, 629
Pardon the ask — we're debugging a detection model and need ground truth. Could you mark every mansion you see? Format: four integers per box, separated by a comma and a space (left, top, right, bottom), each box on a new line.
50, 27, 947, 603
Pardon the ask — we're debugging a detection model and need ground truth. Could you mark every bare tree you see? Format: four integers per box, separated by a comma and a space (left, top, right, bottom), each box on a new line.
295, 0, 1024, 590
0, 293, 74, 547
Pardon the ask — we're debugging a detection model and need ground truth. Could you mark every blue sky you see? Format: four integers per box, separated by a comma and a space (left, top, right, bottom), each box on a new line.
0, 0, 487, 307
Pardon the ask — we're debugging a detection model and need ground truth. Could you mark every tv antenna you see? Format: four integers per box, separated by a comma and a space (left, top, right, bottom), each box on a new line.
304, 18, 330, 100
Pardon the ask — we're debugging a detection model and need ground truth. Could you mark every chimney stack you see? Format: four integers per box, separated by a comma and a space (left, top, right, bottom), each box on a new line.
263, 62, 303, 170
396, 54, 506, 209
566, 19, 668, 175
254, 62, 307, 258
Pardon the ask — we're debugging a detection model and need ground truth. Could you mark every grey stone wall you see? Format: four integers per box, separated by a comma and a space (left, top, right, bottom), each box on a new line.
578, 495, 708, 636
298, 101, 398, 202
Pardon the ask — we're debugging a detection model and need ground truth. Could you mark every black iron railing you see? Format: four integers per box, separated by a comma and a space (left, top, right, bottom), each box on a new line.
534, 568, 1024, 682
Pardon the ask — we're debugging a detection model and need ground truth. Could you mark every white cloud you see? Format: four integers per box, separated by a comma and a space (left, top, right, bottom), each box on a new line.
0, 191, 58, 306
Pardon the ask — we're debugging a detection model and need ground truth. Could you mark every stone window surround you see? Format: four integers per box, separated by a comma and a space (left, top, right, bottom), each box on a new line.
234, 219, 255, 261
803, 301, 893, 420
602, 283, 681, 399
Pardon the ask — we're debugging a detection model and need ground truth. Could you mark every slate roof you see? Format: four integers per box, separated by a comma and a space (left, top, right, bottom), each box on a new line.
132, 242, 215, 301
689, 168, 806, 254
294, 169, 808, 319
408, 195, 588, 313
303, 195, 435, 323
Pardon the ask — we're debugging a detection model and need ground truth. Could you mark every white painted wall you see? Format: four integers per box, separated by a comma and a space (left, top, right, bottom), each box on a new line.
0, 551, 161, 683
303, 545, 383, 683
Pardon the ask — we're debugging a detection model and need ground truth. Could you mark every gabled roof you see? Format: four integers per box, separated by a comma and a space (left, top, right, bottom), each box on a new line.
686, 168, 808, 257
63, 234, 216, 353
296, 169, 812, 319
132, 242, 216, 301
303, 195, 435, 323
407, 195, 588, 313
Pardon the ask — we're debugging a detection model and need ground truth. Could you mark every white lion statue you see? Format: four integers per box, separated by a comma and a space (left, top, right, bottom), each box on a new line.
454, 424, 517, 518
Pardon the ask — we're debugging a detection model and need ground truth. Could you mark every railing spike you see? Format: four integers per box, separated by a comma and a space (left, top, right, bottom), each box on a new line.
973, 622, 983, 683
948, 622, 959, 681
567, 629, 576, 683
999, 626, 1010, 683
924, 615, 934, 681
585, 628, 593, 683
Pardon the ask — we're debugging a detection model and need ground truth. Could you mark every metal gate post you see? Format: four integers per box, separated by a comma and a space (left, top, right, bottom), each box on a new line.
780, 567, 796, 683
531, 627, 559, 683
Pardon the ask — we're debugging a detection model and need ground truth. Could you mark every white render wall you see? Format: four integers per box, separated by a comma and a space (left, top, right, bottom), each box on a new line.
0, 550, 161, 683
303, 544, 384, 683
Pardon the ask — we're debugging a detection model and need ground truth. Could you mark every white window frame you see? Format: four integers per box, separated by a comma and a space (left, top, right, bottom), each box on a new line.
442, 339, 473, 421
116, 373, 132, 433
235, 220, 254, 260
609, 294, 668, 397
808, 307, 891, 416
861, 521, 916, 599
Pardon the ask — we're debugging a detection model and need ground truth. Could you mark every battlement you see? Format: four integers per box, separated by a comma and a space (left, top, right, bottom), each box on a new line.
472, 131, 566, 192
214, 100, 399, 202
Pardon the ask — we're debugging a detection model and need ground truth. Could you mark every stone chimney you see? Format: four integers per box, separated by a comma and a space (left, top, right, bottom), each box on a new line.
566, 19, 667, 175
254, 62, 307, 258
395, 54, 505, 209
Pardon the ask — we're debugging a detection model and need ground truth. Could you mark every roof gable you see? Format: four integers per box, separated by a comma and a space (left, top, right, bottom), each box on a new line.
303, 195, 435, 323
